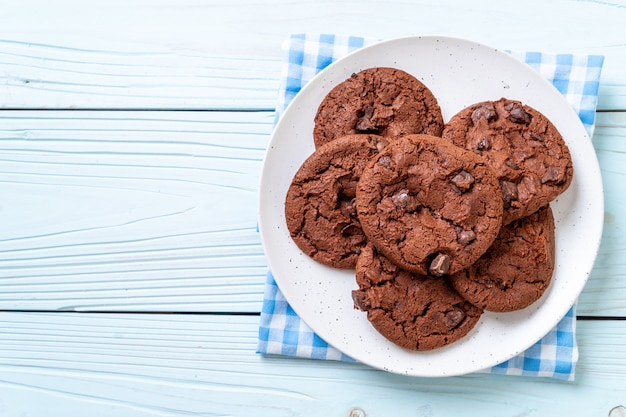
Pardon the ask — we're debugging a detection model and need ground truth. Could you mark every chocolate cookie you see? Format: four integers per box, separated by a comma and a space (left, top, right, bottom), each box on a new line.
356, 134, 503, 276
313, 67, 443, 148
449, 205, 556, 312
285, 134, 389, 269
442, 98, 573, 224
352, 242, 483, 351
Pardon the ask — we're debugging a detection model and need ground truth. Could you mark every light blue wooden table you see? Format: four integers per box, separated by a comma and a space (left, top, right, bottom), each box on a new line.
0, 1, 625, 415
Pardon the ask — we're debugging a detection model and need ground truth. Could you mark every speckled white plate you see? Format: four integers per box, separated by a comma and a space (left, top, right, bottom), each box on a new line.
258, 36, 604, 377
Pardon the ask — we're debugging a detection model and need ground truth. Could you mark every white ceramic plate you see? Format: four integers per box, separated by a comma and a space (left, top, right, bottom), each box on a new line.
258, 36, 604, 377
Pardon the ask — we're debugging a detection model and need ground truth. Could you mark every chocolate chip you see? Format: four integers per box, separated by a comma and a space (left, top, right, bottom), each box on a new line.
505, 102, 531, 124
392, 151, 406, 166
457, 229, 476, 246
471, 103, 497, 124
333, 221, 349, 235
501, 181, 519, 207
374, 137, 389, 152
338, 197, 357, 217
541, 166, 560, 183
340, 223, 359, 235
429, 253, 451, 276
373, 103, 394, 120
451, 170, 474, 192
444, 308, 466, 329
335, 223, 365, 250
356, 104, 377, 132
477, 137, 491, 151
390, 189, 418, 212
352, 290, 370, 310
378, 155, 392, 168
337, 175, 357, 197
505, 158, 520, 170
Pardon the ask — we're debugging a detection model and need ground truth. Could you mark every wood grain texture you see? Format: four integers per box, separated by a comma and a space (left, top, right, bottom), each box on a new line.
0, 111, 270, 312
577, 111, 626, 315
0, 38, 281, 110
0, 312, 624, 417
1, 111, 624, 315
0, 0, 624, 110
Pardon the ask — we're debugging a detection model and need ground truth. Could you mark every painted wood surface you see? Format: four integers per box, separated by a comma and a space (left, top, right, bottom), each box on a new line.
0, 0, 625, 415
0, 0, 625, 110
0, 111, 271, 312
0, 312, 625, 417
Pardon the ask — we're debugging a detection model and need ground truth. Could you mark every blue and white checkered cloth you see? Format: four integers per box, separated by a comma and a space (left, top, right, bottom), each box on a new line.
258, 34, 604, 381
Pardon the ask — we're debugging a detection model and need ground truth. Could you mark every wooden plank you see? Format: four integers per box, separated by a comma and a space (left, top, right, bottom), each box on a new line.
0, 110, 624, 314
0, 312, 624, 417
0, 39, 281, 110
0, 111, 271, 312
0, 0, 624, 110
578, 111, 626, 315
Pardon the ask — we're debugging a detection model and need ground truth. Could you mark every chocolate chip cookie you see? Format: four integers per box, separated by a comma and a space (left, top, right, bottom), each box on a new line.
449, 205, 556, 312
352, 242, 483, 351
356, 134, 503, 276
313, 67, 444, 148
442, 98, 573, 224
285, 134, 389, 269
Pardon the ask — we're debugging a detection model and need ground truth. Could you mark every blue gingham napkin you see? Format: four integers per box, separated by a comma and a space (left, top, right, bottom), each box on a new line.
258, 34, 604, 381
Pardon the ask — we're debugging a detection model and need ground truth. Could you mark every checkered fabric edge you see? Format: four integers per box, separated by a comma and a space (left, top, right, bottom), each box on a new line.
258, 33, 604, 381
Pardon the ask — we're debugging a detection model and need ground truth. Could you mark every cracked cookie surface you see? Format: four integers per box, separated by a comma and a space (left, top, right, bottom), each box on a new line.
352, 242, 483, 351
449, 205, 556, 312
313, 67, 443, 148
356, 134, 503, 276
285, 134, 389, 269
442, 98, 573, 224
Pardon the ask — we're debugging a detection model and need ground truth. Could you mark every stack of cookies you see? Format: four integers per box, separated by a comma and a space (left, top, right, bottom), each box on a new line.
284, 67, 573, 351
